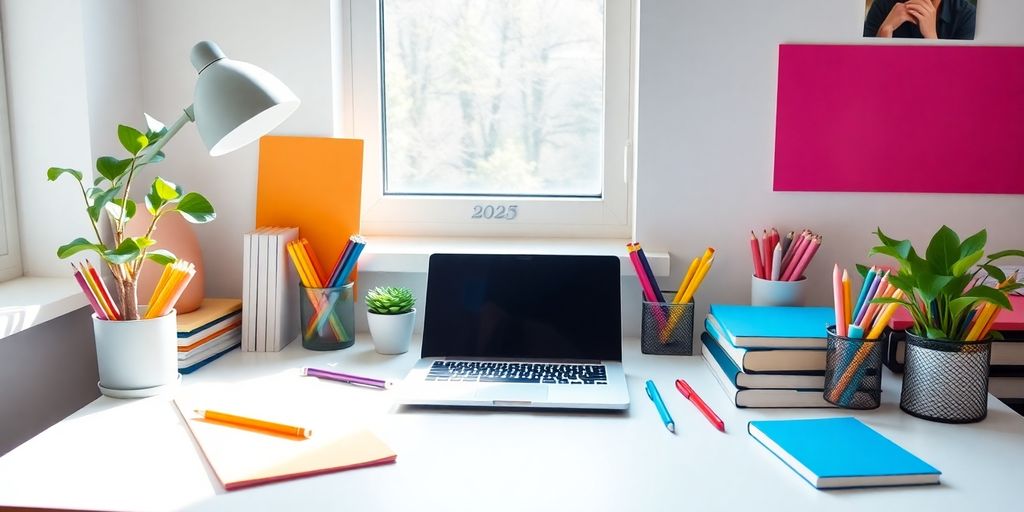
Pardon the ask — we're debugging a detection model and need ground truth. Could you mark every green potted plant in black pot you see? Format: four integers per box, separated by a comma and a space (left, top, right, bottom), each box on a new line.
867, 226, 1023, 423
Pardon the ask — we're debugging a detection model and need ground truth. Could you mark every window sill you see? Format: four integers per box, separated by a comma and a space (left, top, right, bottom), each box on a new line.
359, 236, 669, 276
0, 277, 89, 341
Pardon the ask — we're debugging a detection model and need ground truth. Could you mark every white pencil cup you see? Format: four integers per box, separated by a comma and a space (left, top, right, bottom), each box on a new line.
751, 275, 807, 306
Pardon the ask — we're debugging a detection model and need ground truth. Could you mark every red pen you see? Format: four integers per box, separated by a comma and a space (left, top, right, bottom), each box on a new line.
675, 378, 725, 432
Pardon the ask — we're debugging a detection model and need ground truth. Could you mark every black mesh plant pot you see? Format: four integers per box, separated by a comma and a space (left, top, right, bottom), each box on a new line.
900, 332, 991, 423
823, 326, 883, 410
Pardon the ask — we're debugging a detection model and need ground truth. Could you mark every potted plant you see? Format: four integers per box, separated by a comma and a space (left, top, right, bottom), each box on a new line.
49, 117, 215, 397
866, 226, 1023, 423
365, 286, 416, 355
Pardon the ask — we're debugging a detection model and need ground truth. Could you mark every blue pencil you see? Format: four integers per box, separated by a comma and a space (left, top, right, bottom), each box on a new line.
332, 236, 366, 287
851, 267, 877, 322
635, 244, 664, 301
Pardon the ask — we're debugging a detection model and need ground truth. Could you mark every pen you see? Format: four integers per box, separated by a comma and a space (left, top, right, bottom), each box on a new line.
675, 378, 725, 432
645, 380, 675, 433
195, 408, 312, 438
302, 367, 393, 389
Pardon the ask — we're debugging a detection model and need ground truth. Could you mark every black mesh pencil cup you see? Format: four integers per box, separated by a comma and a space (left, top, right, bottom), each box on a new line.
900, 333, 991, 423
640, 294, 693, 355
823, 326, 884, 409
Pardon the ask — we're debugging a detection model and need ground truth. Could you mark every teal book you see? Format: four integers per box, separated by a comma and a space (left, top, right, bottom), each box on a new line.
748, 417, 941, 489
708, 305, 834, 349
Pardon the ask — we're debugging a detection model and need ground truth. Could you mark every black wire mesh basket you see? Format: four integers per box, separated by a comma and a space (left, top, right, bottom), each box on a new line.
900, 332, 991, 423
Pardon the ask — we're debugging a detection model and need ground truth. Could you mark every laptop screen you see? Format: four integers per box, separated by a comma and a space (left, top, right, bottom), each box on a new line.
421, 254, 622, 361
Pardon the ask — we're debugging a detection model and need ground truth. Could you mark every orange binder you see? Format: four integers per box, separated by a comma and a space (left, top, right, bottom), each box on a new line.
174, 397, 396, 490
255, 136, 364, 274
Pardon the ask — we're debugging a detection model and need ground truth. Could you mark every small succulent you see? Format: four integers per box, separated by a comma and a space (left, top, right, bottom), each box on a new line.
365, 286, 415, 315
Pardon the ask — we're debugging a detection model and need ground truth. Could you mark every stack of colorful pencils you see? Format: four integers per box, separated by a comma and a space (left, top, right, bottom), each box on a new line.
286, 238, 349, 341
750, 228, 822, 281
145, 260, 197, 319
72, 260, 121, 320
832, 265, 903, 340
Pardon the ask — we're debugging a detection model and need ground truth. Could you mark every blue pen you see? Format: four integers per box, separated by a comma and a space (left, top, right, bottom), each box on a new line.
645, 380, 675, 433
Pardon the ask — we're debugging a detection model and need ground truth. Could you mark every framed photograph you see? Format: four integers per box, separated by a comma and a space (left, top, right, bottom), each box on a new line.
864, 0, 976, 40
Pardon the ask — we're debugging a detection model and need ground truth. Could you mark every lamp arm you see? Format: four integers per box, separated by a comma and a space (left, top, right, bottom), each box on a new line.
136, 105, 196, 166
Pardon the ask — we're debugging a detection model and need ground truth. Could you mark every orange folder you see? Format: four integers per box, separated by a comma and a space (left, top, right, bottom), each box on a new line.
255, 136, 364, 281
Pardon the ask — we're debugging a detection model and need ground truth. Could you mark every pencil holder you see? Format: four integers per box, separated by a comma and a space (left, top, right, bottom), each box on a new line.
750, 275, 807, 307
900, 333, 991, 423
823, 326, 883, 410
640, 293, 694, 355
299, 282, 355, 351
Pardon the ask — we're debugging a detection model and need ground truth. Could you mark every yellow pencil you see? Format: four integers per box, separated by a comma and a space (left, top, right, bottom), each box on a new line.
147, 263, 175, 310
78, 263, 117, 320
672, 257, 700, 304
965, 303, 997, 342
867, 290, 904, 340
678, 255, 714, 305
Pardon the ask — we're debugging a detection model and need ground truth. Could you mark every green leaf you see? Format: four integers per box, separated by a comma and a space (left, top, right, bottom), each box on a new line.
925, 326, 950, 340
962, 285, 1012, 310
134, 236, 156, 249
951, 249, 984, 277
87, 186, 122, 222
95, 157, 131, 181
870, 296, 910, 305
104, 198, 136, 221
925, 225, 961, 274
153, 177, 182, 201
990, 331, 1005, 341
981, 264, 1007, 284
949, 296, 984, 322
145, 189, 162, 216
174, 192, 216, 223
145, 249, 176, 266
959, 229, 987, 259
102, 238, 141, 265
988, 249, 1024, 261
940, 274, 973, 296
117, 124, 149, 155
855, 264, 871, 278
56, 238, 103, 259
868, 246, 910, 268
47, 167, 83, 182
886, 273, 916, 295
86, 187, 104, 199
874, 228, 913, 259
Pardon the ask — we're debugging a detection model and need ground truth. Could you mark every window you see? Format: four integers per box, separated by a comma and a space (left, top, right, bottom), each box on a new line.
345, 0, 635, 237
0, 25, 22, 283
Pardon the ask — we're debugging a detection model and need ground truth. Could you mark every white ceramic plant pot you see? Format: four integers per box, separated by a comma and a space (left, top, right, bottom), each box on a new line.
92, 308, 180, 398
367, 309, 416, 355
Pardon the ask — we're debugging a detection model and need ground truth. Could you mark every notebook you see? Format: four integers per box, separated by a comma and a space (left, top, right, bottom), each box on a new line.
398, 254, 629, 410
700, 333, 825, 390
748, 417, 940, 489
705, 318, 826, 373
174, 379, 396, 490
708, 305, 834, 349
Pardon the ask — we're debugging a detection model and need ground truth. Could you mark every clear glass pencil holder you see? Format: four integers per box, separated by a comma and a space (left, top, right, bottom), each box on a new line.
823, 325, 883, 410
299, 282, 355, 351
640, 293, 694, 355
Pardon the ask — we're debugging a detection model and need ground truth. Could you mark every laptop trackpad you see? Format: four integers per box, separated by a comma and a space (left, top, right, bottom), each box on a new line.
475, 384, 549, 403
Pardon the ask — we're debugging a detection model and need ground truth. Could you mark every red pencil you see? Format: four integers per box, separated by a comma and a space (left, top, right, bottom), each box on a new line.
781, 232, 809, 280
787, 236, 822, 281
762, 230, 773, 281
675, 378, 725, 432
749, 232, 764, 279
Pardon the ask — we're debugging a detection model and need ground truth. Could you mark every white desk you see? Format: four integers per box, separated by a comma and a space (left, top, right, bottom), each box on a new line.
2, 337, 1023, 512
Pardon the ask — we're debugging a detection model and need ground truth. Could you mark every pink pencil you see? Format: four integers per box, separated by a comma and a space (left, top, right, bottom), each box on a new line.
786, 236, 821, 281
780, 231, 809, 278
832, 264, 847, 336
71, 265, 108, 320
762, 230, 773, 281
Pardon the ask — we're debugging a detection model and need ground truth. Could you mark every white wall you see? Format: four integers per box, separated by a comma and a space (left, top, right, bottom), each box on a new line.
136, 0, 335, 300
636, 0, 1024, 346
2, 0, 96, 277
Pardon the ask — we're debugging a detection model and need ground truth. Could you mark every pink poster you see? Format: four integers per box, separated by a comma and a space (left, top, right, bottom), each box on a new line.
773, 44, 1024, 194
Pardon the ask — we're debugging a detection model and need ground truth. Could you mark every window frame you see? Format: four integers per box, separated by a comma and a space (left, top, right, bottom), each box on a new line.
0, 23, 23, 283
342, 0, 636, 238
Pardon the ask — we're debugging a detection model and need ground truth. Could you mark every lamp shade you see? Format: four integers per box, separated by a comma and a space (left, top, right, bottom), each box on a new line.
190, 41, 300, 156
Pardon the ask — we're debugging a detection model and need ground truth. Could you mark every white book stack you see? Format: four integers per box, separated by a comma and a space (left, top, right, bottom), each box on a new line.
241, 227, 300, 352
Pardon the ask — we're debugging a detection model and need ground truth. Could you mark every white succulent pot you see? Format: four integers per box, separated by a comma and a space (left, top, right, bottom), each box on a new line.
92, 308, 180, 398
367, 309, 416, 355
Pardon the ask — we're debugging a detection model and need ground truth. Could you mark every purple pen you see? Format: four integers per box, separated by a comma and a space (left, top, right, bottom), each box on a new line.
302, 367, 393, 389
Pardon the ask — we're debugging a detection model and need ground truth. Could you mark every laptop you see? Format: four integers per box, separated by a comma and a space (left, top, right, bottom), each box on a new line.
397, 253, 630, 410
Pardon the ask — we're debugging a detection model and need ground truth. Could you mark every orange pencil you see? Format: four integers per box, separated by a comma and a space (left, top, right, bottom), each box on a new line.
301, 239, 327, 286
86, 261, 120, 320
195, 408, 312, 438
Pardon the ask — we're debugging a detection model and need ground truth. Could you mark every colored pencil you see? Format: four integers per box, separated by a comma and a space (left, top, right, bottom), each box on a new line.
72, 263, 108, 320
832, 264, 846, 336
851, 266, 877, 321
761, 230, 772, 280
635, 244, 664, 299
842, 269, 852, 330
749, 232, 764, 279
785, 235, 821, 281
331, 235, 366, 287
86, 261, 120, 320
673, 257, 700, 304
780, 231, 794, 261
770, 242, 782, 281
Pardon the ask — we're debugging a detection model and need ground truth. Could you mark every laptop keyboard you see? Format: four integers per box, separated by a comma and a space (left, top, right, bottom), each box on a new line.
427, 361, 608, 385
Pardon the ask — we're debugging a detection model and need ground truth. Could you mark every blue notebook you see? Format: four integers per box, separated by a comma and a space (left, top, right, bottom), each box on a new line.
748, 417, 940, 489
708, 305, 834, 349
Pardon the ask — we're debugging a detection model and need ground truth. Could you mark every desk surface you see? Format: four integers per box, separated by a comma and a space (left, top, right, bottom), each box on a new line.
2, 337, 1023, 512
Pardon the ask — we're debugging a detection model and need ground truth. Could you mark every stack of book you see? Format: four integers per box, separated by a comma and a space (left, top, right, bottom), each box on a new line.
242, 227, 300, 352
701, 304, 835, 408
887, 294, 1024, 409
178, 298, 243, 374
